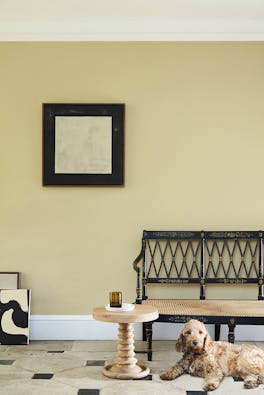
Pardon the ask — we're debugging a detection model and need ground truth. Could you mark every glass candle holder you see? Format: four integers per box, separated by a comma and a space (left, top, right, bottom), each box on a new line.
109, 291, 122, 307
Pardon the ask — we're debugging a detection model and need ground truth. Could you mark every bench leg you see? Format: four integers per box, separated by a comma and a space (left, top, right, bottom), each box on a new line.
146, 321, 153, 361
142, 322, 147, 341
215, 324, 221, 341
228, 322, 236, 343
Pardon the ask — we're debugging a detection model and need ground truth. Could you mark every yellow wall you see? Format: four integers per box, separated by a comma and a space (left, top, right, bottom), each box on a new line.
1, 42, 264, 314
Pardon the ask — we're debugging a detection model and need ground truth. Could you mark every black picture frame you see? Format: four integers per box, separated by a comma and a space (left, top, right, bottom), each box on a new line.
43, 103, 125, 185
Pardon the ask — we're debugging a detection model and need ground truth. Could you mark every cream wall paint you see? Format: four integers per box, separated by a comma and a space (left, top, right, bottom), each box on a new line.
0, 42, 264, 314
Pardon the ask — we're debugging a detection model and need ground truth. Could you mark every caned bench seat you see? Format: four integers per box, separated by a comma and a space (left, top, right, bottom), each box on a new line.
142, 299, 264, 317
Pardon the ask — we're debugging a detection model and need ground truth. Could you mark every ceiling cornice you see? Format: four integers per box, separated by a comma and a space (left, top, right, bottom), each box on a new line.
1, 0, 264, 41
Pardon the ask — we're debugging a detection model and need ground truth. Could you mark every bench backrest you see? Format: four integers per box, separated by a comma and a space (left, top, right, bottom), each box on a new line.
133, 230, 264, 302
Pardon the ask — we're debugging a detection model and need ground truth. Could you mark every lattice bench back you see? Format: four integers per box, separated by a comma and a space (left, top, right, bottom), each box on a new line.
133, 230, 264, 302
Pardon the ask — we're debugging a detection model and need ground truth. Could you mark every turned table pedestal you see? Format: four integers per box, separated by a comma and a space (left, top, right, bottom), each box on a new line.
93, 304, 158, 379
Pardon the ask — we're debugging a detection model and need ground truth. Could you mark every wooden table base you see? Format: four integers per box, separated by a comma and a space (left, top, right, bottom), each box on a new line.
103, 323, 149, 379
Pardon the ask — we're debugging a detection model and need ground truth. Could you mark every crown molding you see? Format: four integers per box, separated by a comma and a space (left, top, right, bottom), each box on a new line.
1, 17, 264, 41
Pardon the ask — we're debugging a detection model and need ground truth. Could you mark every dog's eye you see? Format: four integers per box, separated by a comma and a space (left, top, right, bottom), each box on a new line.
185, 330, 191, 335
199, 330, 203, 334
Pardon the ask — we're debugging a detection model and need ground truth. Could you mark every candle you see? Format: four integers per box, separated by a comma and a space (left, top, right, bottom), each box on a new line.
109, 291, 122, 307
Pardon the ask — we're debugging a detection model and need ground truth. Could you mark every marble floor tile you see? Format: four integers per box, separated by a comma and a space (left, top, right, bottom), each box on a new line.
100, 381, 186, 395
0, 379, 77, 395
0, 365, 33, 381
54, 365, 109, 387
14, 353, 86, 373
64, 351, 116, 362
72, 341, 117, 352
6, 341, 74, 352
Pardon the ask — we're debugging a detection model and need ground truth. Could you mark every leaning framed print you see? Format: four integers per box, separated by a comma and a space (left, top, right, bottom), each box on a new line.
43, 103, 125, 185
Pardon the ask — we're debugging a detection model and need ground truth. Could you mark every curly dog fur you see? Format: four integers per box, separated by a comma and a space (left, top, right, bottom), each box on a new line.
160, 319, 264, 391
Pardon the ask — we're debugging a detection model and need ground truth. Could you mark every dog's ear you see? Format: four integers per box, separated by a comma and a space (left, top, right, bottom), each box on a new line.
203, 333, 211, 351
176, 334, 184, 352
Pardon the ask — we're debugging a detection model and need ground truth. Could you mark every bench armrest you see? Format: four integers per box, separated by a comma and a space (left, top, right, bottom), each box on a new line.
133, 248, 144, 304
133, 249, 144, 272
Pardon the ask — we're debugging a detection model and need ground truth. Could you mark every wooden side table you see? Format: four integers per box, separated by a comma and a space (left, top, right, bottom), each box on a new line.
93, 304, 158, 379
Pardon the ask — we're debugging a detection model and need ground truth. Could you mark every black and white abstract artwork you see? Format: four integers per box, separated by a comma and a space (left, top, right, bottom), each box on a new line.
0, 289, 31, 345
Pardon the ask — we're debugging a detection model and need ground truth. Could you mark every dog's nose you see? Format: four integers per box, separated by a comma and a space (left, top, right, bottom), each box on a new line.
192, 340, 198, 346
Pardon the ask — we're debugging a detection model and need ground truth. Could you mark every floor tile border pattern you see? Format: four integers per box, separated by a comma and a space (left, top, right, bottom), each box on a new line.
32, 373, 54, 379
0, 360, 15, 365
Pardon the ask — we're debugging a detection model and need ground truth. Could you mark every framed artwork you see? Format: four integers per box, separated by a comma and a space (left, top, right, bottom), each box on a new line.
43, 103, 125, 186
0, 272, 19, 289
0, 289, 31, 344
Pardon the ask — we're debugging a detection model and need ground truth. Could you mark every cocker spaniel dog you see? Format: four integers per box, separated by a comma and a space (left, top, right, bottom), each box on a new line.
160, 319, 264, 391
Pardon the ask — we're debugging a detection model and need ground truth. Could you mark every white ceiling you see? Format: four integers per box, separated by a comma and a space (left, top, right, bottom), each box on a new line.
1, 0, 264, 41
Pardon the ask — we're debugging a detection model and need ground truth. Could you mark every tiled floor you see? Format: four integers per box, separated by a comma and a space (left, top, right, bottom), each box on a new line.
1, 340, 264, 394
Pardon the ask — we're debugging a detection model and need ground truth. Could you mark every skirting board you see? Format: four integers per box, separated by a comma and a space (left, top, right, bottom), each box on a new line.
29, 315, 264, 342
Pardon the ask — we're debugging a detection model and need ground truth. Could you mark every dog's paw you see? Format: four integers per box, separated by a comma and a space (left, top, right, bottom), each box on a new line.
203, 381, 218, 391
244, 380, 258, 389
160, 372, 174, 381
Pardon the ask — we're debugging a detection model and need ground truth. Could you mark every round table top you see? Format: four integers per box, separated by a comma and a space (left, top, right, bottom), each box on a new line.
93, 304, 159, 324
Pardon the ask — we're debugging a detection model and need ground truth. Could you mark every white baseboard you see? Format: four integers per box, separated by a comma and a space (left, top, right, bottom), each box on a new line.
29, 315, 142, 341
29, 315, 264, 342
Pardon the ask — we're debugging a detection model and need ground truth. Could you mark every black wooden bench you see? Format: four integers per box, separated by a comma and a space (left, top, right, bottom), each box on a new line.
133, 230, 264, 361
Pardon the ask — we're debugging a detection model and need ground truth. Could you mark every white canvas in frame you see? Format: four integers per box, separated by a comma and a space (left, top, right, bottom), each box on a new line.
55, 116, 112, 174
0, 272, 19, 289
